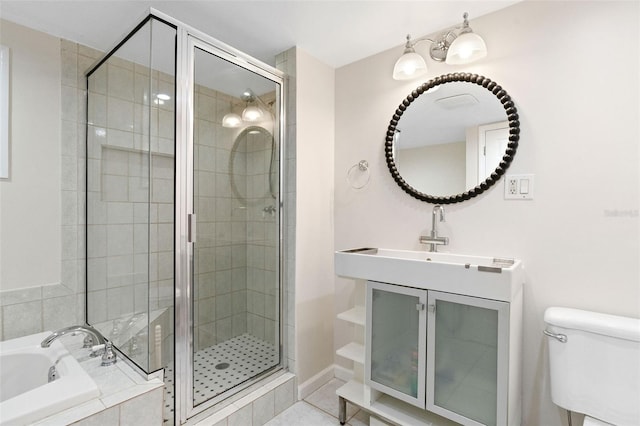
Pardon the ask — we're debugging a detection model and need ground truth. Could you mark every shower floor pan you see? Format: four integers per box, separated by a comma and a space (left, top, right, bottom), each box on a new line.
164, 333, 279, 421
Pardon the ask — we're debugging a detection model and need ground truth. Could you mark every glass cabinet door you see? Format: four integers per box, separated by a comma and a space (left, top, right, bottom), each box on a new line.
365, 281, 427, 408
426, 290, 509, 426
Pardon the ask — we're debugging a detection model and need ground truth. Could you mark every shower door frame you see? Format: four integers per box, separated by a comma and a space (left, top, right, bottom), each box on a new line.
169, 10, 287, 423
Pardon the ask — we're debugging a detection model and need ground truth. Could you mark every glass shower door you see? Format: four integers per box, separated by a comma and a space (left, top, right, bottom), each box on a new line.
190, 43, 281, 408
86, 16, 176, 375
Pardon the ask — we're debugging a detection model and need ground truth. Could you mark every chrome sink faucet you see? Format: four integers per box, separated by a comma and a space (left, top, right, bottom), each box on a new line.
419, 205, 449, 252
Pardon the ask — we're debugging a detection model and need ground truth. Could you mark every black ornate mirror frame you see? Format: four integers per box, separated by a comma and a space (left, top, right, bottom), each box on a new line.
385, 73, 520, 204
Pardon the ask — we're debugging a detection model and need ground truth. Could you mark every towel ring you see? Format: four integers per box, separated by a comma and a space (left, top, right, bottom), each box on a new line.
347, 160, 370, 190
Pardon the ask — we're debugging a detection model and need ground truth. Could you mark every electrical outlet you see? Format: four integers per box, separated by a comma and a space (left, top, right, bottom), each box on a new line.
504, 174, 534, 200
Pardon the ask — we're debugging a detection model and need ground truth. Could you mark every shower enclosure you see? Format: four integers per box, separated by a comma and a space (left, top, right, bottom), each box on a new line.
85, 11, 285, 424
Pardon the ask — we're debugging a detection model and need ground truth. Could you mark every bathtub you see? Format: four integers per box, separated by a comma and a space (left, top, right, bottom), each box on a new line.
0, 331, 100, 425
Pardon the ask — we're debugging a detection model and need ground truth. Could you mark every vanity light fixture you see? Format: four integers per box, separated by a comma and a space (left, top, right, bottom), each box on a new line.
240, 90, 264, 122
241, 104, 263, 122
392, 12, 487, 80
222, 89, 268, 128
222, 113, 242, 128
154, 93, 171, 105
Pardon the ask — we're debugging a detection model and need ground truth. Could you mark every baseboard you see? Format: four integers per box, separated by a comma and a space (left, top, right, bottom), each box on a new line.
297, 364, 335, 400
334, 364, 353, 382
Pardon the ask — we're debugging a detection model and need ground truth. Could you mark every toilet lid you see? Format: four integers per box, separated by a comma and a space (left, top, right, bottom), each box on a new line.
583, 416, 614, 426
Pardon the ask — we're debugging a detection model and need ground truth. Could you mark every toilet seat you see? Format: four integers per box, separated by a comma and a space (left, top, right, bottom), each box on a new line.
583, 416, 614, 426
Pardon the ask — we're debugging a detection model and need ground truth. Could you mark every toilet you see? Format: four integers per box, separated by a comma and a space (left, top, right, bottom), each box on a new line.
544, 307, 640, 426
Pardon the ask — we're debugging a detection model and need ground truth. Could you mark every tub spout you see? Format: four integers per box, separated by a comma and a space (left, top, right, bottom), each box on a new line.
41, 325, 106, 348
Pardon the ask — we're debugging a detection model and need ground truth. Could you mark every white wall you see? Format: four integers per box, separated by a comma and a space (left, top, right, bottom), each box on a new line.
294, 48, 336, 386
0, 20, 61, 291
334, 2, 639, 425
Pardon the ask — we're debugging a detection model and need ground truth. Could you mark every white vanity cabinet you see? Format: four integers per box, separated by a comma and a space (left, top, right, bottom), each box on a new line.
335, 249, 523, 426
364, 282, 514, 426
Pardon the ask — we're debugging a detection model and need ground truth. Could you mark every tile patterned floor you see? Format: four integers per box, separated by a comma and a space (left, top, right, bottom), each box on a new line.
163, 334, 279, 423
192, 334, 279, 405
266, 378, 371, 426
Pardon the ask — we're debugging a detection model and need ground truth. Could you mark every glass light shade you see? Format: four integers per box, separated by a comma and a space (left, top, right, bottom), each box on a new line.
393, 51, 428, 80
242, 105, 263, 122
222, 113, 242, 128
446, 32, 487, 65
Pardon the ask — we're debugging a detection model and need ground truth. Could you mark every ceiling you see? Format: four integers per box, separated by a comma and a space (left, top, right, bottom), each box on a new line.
0, 1, 520, 69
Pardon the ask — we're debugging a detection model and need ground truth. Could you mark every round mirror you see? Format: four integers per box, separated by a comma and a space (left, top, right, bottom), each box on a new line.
229, 126, 277, 205
385, 73, 520, 204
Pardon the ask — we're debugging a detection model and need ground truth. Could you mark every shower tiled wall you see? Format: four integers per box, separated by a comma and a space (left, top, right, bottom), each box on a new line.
193, 84, 280, 352
193, 83, 247, 350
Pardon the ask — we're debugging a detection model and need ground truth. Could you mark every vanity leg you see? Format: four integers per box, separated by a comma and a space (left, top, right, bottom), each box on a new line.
338, 396, 347, 425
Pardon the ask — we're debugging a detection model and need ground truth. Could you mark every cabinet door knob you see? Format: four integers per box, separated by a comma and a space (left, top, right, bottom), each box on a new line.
428, 304, 436, 313
416, 303, 425, 311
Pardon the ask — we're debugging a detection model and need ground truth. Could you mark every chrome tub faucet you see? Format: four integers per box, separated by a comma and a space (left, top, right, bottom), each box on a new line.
41, 325, 106, 348
419, 205, 449, 252
40, 325, 117, 366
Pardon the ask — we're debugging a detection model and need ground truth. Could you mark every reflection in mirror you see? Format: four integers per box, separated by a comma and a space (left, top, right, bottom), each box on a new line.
386, 73, 519, 204
394, 82, 507, 195
229, 125, 277, 205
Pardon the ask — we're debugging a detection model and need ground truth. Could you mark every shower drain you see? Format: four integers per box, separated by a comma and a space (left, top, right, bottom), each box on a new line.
215, 362, 230, 370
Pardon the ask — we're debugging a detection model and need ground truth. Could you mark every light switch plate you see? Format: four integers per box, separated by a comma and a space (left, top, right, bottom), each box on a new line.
504, 174, 534, 200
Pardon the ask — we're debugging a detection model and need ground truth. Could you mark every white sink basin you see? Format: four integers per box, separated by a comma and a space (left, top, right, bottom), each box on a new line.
335, 248, 523, 302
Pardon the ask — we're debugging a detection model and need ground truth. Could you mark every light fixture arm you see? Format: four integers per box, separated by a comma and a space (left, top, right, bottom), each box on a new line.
458, 12, 472, 34
255, 97, 275, 120
403, 34, 437, 52
405, 12, 479, 62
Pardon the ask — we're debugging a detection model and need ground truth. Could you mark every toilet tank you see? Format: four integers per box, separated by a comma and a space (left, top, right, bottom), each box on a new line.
544, 307, 640, 425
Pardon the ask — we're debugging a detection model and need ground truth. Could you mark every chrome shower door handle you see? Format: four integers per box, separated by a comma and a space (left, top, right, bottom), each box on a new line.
188, 214, 196, 243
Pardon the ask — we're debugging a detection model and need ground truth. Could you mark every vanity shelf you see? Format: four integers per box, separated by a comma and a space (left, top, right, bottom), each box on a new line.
336, 342, 365, 364
337, 306, 365, 326
336, 306, 365, 364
